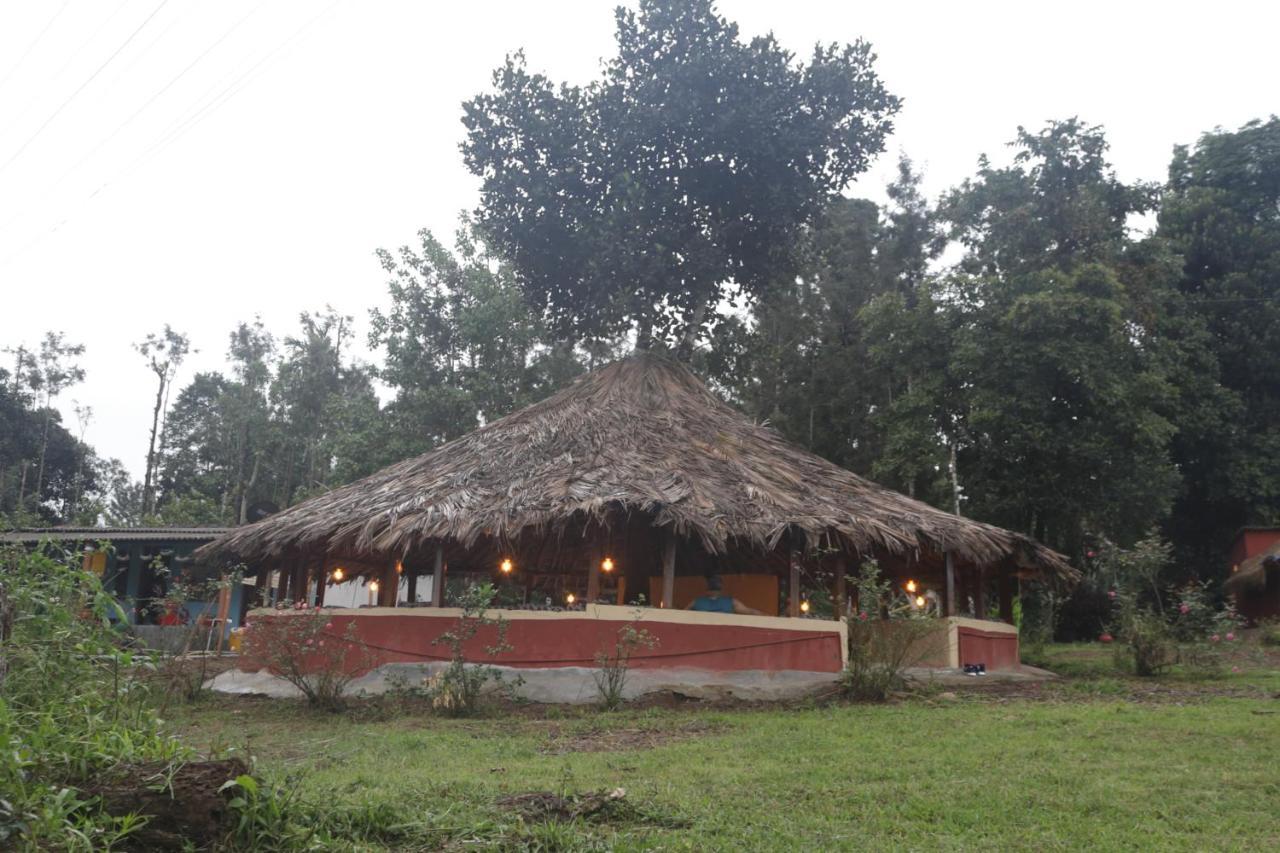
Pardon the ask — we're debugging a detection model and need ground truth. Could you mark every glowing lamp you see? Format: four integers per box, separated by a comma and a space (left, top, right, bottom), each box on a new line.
905, 579, 918, 593
500, 558, 514, 574
915, 595, 926, 608
566, 592, 576, 605
370, 580, 380, 593
396, 561, 403, 574
799, 600, 811, 614
601, 556, 615, 573
332, 567, 345, 581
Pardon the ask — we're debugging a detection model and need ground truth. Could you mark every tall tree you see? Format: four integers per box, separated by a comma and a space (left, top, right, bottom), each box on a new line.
135, 326, 191, 515
1159, 116, 1280, 564
369, 227, 584, 462
937, 120, 1179, 558
30, 333, 85, 511
462, 0, 900, 353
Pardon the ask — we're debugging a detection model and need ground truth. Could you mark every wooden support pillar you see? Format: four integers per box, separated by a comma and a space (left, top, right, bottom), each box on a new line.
661, 530, 676, 608
975, 565, 988, 620
586, 547, 601, 604
315, 561, 327, 607
834, 553, 847, 620
788, 548, 801, 617
255, 564, 271, 607
275, 564, 289, 605
431, 545, 445, 607
292, 563, 308, 606
378, 561, 398, 607
944, 551, 956, 617
406, 565, 418, 604
998, 568, 1015, 624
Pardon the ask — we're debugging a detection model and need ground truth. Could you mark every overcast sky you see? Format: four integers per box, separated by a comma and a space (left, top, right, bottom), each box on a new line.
1, 0, 1275, 479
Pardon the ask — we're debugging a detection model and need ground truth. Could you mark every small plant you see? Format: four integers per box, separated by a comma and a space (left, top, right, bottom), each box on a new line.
240, 603, 372, 710
427, 583, 518, 715
1258, 618, 1280, 647
592, 608, 658, 710
840, 561, 942, 701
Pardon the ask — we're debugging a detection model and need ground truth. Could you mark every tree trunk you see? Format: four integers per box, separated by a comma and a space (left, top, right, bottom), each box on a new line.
949, 441, 962, 516
675, 301, 709, 361
33, 407, 53, 509
238, 453, 260, 525
143, 372, 165, 515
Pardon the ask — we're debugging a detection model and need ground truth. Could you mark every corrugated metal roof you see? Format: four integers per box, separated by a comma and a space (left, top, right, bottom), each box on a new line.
0, 527, 233, 543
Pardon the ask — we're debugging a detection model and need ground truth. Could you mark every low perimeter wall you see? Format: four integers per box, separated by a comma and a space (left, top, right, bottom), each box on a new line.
238, 603, 849, 678
911, 617, 1020, 671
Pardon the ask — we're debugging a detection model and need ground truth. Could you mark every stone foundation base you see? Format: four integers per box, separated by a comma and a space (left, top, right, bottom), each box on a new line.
207, 662, 840, 704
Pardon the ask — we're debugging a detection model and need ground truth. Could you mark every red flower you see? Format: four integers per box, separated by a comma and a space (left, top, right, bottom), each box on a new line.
1179, 604, 1190, 615
1099, 633, 1113, 643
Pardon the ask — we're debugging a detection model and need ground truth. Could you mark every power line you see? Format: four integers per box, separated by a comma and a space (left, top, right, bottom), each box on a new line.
0, 0, 342, 271
0, 0, 173, 179
0, 0, 72, 93
0, 1, 271, 234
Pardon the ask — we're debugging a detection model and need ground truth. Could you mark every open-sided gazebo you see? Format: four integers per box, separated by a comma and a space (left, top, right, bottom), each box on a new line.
200, 353, 1073, 679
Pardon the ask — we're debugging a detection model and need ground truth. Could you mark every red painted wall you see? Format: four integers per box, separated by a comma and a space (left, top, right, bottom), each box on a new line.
242, 611, 845, 677
957, 626, 1019, 671
1228, 529, 1280, 568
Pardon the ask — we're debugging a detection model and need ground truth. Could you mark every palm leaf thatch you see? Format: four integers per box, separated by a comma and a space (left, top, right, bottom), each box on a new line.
197, 353, 1073, 579
1225, 540, 1280, 593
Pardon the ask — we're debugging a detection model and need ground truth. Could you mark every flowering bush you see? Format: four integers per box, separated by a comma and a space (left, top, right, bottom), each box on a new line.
240, 602, 372, 710
840, 561, 942, 701
1103, 534, 1246, 677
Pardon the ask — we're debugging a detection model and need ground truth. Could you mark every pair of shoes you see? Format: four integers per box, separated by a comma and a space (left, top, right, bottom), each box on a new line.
962, 663, 988, 677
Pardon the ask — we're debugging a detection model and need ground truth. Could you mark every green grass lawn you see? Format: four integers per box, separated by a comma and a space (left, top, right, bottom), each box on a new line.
171, 645, 1280, 851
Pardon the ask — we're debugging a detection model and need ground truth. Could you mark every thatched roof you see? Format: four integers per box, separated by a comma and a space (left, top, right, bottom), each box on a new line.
1225, 540, 1280, 593
199, 353, 1073, 578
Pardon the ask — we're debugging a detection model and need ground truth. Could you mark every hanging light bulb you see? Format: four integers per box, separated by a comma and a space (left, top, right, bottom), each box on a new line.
370, 580, 380, 593
906, 579, 918, 593
601, 556, 615, 573
500, 558, 514, 574
800, 600, 811, 614
332, 567, 345, 581
566, 592, 576, 605
915, 595, 926, 608
396, 561, 403, 574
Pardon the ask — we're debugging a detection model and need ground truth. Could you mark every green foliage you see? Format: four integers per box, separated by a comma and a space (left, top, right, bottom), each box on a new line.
1103, 533, 1246, 676
462, 0, 900, 349
0, 544, 187, 848
241, 604, 371, 711
427, 583, 518, 716
1159, 117, 1280, 566
592, 611, 658, 711
841, 561, 942, 700
368, 227, 585, 461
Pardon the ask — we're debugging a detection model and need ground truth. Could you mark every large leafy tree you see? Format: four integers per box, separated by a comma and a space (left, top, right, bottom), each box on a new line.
937, 120, 1182, 558
462, 0, 900, 353
369, 227, 585, 462
1159, 117, 1280, 564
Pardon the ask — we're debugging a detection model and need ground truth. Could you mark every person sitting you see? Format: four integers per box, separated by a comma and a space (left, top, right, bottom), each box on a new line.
687, 574, 763, 615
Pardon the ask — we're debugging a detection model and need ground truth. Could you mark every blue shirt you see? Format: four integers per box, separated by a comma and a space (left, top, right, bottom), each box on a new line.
691, 594, 735, 613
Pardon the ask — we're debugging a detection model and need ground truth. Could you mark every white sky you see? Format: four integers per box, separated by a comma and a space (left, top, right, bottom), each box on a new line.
1, 0, 1275, 479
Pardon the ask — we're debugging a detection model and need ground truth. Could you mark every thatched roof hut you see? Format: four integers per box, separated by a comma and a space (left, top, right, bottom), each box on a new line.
199, 353, 1072, 612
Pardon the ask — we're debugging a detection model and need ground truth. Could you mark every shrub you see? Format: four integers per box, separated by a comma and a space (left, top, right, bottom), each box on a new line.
241, 603, 372, 710
0, 543, 188, 849
1259, 618, 1280, 647
1103, 533, 1246, 677
427, 583, 518, 716
592, 609, 658, 711
839, 561, 942, 701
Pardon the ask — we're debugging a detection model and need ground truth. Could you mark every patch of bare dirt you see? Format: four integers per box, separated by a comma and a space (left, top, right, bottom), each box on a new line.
85, 758, 247, 850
